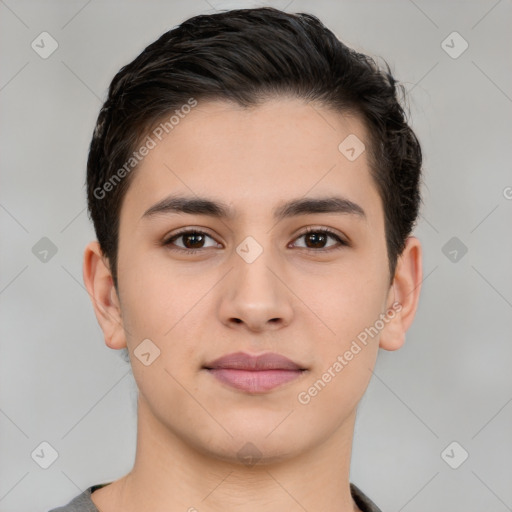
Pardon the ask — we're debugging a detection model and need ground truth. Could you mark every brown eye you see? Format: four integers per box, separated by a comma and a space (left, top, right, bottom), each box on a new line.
164, 230, 220, 252
180, 232, 206, 249
304, 232, 328, 249
293, 228, 348, 251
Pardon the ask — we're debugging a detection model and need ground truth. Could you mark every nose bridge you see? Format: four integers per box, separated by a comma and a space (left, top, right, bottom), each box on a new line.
236, 238, 276, 293
219, 234, 293, 330
233, 235, 281, 303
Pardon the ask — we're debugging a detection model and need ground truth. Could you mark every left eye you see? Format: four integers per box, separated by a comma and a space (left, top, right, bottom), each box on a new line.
291, 229, 346, 250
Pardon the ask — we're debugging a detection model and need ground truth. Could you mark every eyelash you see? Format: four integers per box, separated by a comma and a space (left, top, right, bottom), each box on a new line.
162, 226, 349, 255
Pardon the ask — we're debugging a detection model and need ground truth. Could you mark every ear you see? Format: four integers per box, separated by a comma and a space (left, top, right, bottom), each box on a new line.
379, 236, 423, 351
82, 240, 127, 350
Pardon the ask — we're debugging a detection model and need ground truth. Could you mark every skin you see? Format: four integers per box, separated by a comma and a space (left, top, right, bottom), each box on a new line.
83, 97, 422, 512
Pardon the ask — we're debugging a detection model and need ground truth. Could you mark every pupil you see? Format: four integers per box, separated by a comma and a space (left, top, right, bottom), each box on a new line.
306, 233, 326, 248
185, 233, 204, 248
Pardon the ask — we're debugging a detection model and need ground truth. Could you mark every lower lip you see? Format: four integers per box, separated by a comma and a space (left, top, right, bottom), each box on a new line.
206, 368, 304, 393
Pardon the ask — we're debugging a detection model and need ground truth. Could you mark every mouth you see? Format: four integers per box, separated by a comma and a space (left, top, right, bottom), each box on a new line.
203, 351, 307, 393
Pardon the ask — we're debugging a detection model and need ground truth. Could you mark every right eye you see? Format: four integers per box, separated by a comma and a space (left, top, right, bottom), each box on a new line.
163, 229, 222, 254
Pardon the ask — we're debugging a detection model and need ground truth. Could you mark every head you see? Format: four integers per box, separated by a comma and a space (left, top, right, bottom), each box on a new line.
84, 7, 422, 464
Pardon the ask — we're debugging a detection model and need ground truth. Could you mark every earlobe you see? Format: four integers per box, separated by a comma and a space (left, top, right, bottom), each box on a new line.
379, 236, 423, 351
82, 240, 127, 350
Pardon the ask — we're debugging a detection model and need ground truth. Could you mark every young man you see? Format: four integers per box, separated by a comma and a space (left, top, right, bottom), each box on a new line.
50, 6, 423, 512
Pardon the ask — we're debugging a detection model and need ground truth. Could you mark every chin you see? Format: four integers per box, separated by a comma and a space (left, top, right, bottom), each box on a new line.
190, 421, 307, 467
203, 437, 301, 467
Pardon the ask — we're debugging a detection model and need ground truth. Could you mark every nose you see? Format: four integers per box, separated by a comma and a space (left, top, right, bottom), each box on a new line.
217, 242, 294, 332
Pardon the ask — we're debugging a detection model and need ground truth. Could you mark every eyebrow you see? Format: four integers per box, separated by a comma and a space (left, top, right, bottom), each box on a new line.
140, 194, 366, 222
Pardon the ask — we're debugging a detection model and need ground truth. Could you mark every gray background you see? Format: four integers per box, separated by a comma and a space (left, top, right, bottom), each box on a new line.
1, 0, 511, 511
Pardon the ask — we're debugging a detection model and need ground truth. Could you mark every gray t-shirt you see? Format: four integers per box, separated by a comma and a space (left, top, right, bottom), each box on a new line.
48, 482, 382, 511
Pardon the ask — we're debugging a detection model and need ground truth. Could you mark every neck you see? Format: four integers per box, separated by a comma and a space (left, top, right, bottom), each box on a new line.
94, 395, 361, 512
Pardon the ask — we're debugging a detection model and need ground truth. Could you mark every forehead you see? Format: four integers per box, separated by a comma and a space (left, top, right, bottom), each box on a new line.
120, 97, 382, 227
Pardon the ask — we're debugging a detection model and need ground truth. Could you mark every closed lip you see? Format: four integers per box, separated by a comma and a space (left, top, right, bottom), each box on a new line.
203, 351, 306, 371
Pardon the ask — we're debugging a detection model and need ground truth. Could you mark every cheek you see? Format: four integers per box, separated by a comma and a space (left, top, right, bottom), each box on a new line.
119, 262, 212, 388
297, 347, 377, 431
293, 257, 388, 339
295, 276, 384, 415
119, 249, 205, 336
290, 257, 389, 401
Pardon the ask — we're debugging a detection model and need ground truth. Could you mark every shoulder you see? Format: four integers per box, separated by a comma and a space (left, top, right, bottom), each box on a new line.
350, 482, 383, 512
48, 481, 379, 512
47, 483, 110, 512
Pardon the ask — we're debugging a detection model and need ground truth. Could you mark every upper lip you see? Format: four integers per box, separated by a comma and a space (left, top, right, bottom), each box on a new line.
203, 351, 305, 371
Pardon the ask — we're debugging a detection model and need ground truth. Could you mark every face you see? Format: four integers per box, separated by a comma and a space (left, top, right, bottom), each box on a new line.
95, 97, 405, 463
